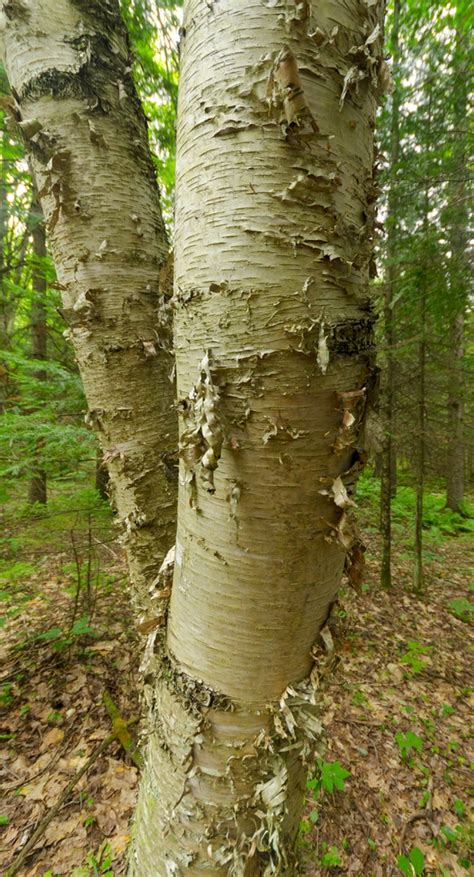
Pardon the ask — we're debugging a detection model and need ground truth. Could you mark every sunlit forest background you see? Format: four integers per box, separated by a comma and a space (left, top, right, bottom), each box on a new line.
1, 1, 472, 875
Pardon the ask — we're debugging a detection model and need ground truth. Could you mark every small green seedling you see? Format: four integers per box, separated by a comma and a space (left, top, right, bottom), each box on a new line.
400, 640, 432, 674
447, 597, 473, 623
397, 847, 424, 876
307, 759, 351, 798
395, 730, 423, 761
321, 845, 342, 867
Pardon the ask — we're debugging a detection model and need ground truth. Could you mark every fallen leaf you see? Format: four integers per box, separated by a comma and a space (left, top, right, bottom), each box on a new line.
41, 726, 65, 749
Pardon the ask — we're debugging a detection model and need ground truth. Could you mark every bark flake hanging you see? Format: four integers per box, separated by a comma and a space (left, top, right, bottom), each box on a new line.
267, 46, 319, 142
178, 351, 225, 497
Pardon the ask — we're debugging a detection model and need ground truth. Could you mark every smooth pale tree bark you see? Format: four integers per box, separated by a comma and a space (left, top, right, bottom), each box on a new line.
27, 194, 47, 504
0, 0, 177, 608
380, 0, 401, 588
132, 1, 385, 872
446, 19, 468, 514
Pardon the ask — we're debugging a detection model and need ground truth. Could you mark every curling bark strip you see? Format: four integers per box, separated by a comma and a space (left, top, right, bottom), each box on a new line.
0, 0, 177, 608
132, 0, 385, 873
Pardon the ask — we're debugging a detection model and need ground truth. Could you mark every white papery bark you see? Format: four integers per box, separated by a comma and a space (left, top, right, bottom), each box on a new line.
131, 1, 385, 873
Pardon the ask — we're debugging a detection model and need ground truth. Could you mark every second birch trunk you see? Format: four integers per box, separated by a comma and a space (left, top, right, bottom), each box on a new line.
0, 0, 177, 610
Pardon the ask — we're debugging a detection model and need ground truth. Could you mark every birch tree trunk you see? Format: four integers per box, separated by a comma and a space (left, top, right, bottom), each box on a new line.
132, 1, 385, 872
0, 0, 177, 608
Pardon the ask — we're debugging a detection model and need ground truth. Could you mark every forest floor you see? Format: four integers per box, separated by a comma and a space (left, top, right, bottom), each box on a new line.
0, 478, 472, 877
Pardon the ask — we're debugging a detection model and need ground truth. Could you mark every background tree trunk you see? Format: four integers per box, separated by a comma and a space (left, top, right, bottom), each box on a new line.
447, 310, 465, 512
0, 0, 177, 609
27, 193, 47, 505
446, 19, 468, 514
0, 123, 10, 412
413, 275, 426, 593
413, 167, 430, 594
380, 0, 401, 588
131, 0, 384, 871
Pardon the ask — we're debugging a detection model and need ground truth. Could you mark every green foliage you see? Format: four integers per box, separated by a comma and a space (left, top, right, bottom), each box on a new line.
72, 841, 114, 876
0, 353, 94, 484
307, 760, 350, 797
21, 615, 99, 653
447, 597, 473, 623
351, 688, 367, 706
395, 730, 424, 761
441, 703, 454, 718
301, 761, 350, 842
397, 847, 425, 876
432, 820, 473, 870
120, 0, 182, 223
400, 640, 432, 674
0, 682, 14, 706
0, 561, 35, 583
0, 485, 113, 665
320, 845, 342, 867
357, 472, 474, 541
376, 0, 473, 592
0, 106, 97, 502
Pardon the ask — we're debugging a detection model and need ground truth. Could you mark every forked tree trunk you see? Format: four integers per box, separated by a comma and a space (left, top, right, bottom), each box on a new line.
380, 0, 401, 588
0, 0, 177, 608
132, 1, 384, 872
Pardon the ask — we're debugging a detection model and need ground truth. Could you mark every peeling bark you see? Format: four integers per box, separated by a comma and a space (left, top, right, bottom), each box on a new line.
0, 0, 177, 607
131, 0, 384, 872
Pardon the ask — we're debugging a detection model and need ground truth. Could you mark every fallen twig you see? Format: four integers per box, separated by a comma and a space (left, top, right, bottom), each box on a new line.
103, 690, 143, 769
1, 726, 73, 793
400, 778, 435, 848
92, 534, 120, 559
6, 702, 141, 876
333, 717, 383, 728
5, 731, 115, 877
